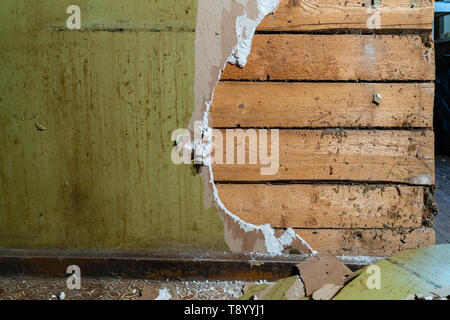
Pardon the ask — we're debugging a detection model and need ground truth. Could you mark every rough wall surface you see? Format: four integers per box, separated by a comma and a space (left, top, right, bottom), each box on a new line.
0, 0, 436, 257
0, 0, 230, 251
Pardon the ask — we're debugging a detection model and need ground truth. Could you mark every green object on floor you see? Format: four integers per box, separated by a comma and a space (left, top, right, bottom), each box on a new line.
238, 283, 269, 300
239, 276, 301, 300
334, 245, 450, 300
260, 276, 299, 300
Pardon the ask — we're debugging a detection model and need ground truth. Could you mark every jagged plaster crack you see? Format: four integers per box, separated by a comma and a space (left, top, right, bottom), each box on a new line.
193, 0, 317, 256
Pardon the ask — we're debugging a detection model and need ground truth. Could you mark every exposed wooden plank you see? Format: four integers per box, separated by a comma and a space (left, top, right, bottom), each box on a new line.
211, 82, 434, 128
277, 228, 436, 257
216, 184, 424, 228
221, 34, 435, 81
213, 130, 435, 184
258, 0, 434, 31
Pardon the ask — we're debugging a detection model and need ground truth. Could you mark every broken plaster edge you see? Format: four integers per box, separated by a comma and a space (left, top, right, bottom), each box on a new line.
195, 0, 317, 256
228, 0, 281, 67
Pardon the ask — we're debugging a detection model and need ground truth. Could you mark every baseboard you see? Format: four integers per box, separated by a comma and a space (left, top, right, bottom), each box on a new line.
0, 249, 382, 281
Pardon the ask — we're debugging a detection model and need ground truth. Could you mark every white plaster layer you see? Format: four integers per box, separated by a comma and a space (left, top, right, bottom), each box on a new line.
338, 255, 385, 266
155, 287, 172, 300
194, 0, 316, 256
228, 0, 281, 66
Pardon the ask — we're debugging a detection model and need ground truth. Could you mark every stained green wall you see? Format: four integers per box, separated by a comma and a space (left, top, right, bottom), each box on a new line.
0, 0, 228, 251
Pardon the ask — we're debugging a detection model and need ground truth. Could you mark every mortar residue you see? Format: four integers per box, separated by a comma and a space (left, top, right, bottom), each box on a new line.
191, 0, 316, 255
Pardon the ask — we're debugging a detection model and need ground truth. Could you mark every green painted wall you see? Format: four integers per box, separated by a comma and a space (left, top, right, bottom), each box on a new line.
0, 0, 228, 251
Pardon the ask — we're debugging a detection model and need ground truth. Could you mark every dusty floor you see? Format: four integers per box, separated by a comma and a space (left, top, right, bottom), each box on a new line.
0, 277, 250, 300
435, 155, 450, 244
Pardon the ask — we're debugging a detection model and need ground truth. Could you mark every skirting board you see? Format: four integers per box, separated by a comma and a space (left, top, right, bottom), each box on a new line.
0, 249, 383, 281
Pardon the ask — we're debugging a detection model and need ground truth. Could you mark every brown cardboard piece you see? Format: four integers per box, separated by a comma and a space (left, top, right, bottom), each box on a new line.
296, 252, 353, 296
311, 283, 342, 300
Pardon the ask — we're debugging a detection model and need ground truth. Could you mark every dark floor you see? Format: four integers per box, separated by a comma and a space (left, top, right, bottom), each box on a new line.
435, 155, 450, 244
0, 278, 248, 300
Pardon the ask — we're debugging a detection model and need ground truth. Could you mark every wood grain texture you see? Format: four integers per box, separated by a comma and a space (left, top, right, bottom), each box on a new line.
213, 129, 435, 184
210, 82, 434, 128
221, 34, 435, 81
258, 0, 434, 31
216, 184, 424, 228
277, 228, 436, 256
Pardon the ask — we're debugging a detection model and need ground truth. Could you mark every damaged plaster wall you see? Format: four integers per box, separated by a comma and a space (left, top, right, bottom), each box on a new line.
191, 0, 316, 255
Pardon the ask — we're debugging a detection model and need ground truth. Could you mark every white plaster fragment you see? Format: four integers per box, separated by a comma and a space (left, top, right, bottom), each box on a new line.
410, 174, 433, 185
155, 287, 172, 301
228, 0, 280, 67
337, 255, 384, 266
195, 0, 316, 256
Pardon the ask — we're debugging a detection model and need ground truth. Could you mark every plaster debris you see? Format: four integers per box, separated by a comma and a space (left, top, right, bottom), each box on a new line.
338, 255, 384, 266
284, 276, 306, 300
175, 280, 247, 299
35, 123, 46, 131
410, 174, 433, 185
373, 93, 382, 105
140, 284, 179, 300
194, 0, 316, 256
155, 287, 172, 301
